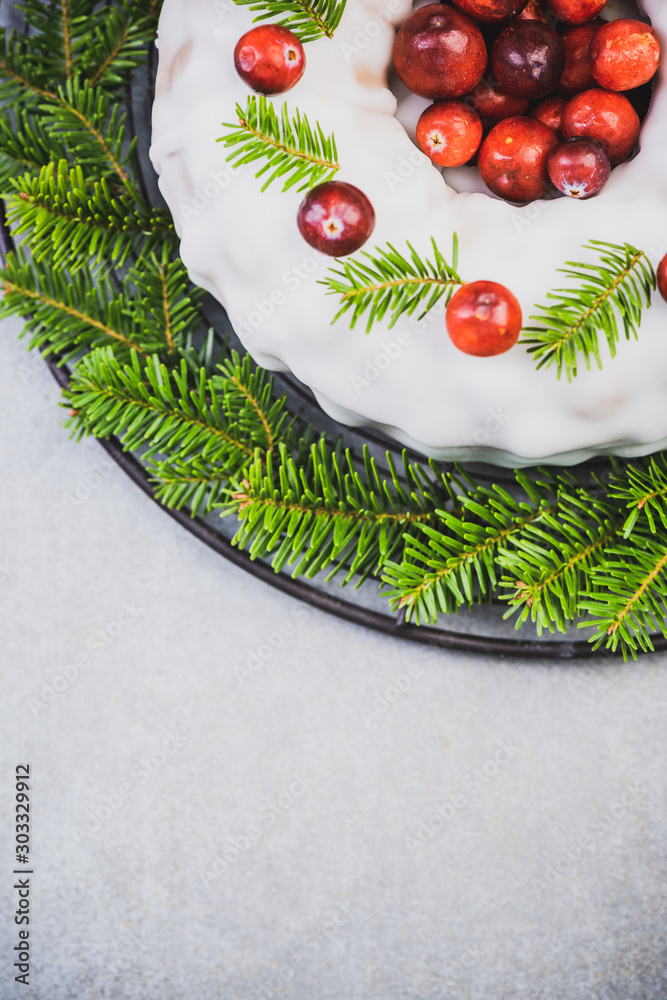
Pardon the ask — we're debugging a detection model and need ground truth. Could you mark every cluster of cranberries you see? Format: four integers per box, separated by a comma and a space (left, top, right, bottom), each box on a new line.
231, 11, 665, 360
400, 0, 661, 202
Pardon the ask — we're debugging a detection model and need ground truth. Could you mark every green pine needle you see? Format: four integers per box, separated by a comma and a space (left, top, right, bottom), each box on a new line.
219, 96, 339, 193
232, 0, 347, 43
224, 444, 453, 584
322, 235, 461, 334
522, 241, 656, 381
5, 161, 174, 271
608, 454, 667, 538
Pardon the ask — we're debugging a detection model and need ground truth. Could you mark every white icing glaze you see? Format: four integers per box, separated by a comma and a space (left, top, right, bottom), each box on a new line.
150, 0, 667, 466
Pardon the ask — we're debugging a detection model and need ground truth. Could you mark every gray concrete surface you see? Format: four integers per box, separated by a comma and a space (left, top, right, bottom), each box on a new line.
1, 318, 665, 1000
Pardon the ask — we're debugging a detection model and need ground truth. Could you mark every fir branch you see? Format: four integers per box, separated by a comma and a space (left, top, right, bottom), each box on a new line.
0, 28, 58, 105
149, 457, 230, 517
522, 241, 656, 381
608, 454, 667, 538
83, 4, 155, 88
322, 236, 461, 333
224, 444, 453, 584
499, 487, 624, 635
0, 109, 68, 189
382, 474, 556, 624
64, 348, 288, 476
5, 161, 174, 272
219, 96, 339, 193
232, 0, 347, 43
578, 525, 667, 659
0, 250, 198, 363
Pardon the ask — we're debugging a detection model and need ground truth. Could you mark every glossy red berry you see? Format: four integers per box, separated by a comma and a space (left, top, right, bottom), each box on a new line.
234, 26, 305, 95
590, 19, 661, 92
416, 101, 483, 167
545, 0, 607, 26
297, 182, 375, 257
557, 21, 601, 97
446, 281, 523, 357
478, 116, 559, 201
393, 4, 488, 100
531, 95, 568, 134
491, 21, 565, 99
547, 137, 611, 198
658, 254, 667, 303
451, 0, 529, 25
561, 88, 640, 166
465, 76, 530, 128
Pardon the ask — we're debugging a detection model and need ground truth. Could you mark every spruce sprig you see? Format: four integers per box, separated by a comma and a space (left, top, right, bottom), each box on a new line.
5, 161, 174, 271
578, 526, 667, 659
0, 109, 64, 188
522, 241, 656, 381
382, 474, 556, 624
219, 96, 339, 193
224, 444, 454, 584
0, 249, 202, 362
608, 454, 667, 537
231, 0, 347, 43
499, 486, 623, 635
322, 236, 461, 333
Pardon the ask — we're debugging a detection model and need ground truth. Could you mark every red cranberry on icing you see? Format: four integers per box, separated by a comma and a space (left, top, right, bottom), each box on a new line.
393, 4, 487, 100
234, 26, 305, 95
491, 21, 565, 99
478, 116, 559, 201
545, 0, 607, 26
590, 19, 661, 92
547, 137, 611, 198
297, 182, 375, 257
416, 101, 483, 167
558, 21, 601, 97
446, 281, 523, 357
466, 76, 530, 128
531, 95, 568, 134
561, 88, 640, 166
658, 255, 667, 303
451, 0, 529, 25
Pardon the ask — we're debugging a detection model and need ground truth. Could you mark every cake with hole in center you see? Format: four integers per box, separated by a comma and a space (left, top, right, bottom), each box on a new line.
150, 0, 667, 467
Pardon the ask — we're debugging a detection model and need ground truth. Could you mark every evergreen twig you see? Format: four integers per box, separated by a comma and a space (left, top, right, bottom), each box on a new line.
231, 0, 347, 43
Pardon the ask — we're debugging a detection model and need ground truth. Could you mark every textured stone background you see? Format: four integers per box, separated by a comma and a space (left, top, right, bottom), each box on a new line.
1, 318, 666, 999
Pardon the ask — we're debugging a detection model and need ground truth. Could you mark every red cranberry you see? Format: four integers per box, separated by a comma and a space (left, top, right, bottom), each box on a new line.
234, 26, 305, 95
547, 137, 611, 198
557, 21, 601, 97
451, 0, 529, 25
297, 182, 375, 257
491, 21, 565, 99
590, 19, 661, 92
658, 254, 667, 303
416, 101, 483, 167
446, 281, 523, 356
479, 116, 558, 201
531, 94, 568, 133
545, 0, 607, 26
561, 88, 640, 166
393, 4, 487, 100
466, 76, 530, 127
513, 0, 548, 22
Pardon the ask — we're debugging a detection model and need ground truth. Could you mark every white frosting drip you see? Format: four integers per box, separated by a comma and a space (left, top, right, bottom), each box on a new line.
150, 0, 667, 466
